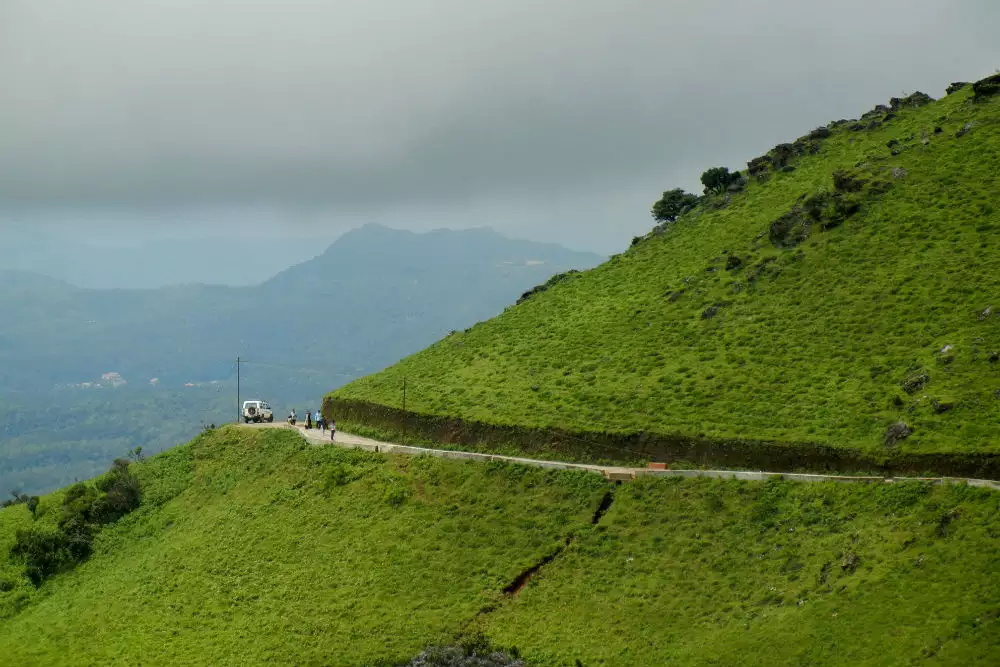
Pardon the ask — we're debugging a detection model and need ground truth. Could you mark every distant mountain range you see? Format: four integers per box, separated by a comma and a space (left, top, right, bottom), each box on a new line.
0, 233, 333, 289
0, 224, 603, 492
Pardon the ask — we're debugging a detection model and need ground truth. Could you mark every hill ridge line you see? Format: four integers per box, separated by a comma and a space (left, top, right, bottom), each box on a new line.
248, 422, 1000, 490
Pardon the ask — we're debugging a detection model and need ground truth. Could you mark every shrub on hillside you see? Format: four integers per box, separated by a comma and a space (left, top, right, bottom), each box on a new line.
8, 458, 143, 587
92, 459, 142, 524
10, 527, 75, 587
651, 188, 699, 223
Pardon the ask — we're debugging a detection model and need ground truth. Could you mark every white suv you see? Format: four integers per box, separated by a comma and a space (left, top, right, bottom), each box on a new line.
242, 400, 274, 423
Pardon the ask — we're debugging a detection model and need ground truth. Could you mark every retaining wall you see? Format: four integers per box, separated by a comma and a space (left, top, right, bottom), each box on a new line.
323, 397, 1000, 481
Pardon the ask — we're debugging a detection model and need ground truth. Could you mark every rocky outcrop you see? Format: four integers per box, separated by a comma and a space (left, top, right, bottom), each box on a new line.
769, 208, 812, 248
747, 136, 824, 180
901, 370, 929, 394
832, 169, 867, 193
889, 91, 934, 110
884, 422, 912, 447
973, 73, 1000, 102
747, 155, 774, 180
861, 104, 891, 121
768, 168, 878, 248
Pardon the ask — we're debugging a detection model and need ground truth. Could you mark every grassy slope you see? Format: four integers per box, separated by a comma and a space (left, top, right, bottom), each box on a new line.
483, 477, 1000, 666
1, 430, 999, 665
0, 427, 606, 665
334, 86, 1000, 457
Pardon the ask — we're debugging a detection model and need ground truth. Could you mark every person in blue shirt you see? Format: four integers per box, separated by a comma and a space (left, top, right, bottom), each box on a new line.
315, 409, 325, 432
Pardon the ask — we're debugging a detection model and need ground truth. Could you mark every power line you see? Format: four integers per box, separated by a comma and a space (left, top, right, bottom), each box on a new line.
234, 359, 357, 378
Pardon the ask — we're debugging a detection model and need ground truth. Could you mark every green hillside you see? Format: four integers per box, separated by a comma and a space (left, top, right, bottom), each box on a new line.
2, 427, 999, 665
331, 77, 1000, 472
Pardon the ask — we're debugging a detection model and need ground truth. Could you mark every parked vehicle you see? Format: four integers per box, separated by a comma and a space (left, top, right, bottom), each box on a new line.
242, 400, 274, 423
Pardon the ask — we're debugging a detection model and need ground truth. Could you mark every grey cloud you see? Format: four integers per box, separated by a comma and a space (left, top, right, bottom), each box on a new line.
0, 0, 998, 250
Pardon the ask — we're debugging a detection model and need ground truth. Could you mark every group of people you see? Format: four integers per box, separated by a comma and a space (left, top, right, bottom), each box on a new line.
287, 407, 336, 440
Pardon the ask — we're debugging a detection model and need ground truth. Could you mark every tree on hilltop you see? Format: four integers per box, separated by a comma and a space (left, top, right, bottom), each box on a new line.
651, 188, 699, 222
700, 167, 741, 195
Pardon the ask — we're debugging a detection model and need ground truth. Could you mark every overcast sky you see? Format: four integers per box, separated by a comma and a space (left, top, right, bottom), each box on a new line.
1, 0, 998, 254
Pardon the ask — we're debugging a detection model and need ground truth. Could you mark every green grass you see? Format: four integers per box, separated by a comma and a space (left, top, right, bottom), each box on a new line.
333, 84, 1000, 458
482, 476, 1000, 666
0, 426, 606, 665
2, 428, 999, 665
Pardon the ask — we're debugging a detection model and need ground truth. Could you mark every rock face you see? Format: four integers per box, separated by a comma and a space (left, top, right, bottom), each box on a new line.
884, 422, 912, 447
973, 73, 1000, 102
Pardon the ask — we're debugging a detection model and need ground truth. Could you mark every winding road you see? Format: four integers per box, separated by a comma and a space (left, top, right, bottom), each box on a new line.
243, 421, 1000, 491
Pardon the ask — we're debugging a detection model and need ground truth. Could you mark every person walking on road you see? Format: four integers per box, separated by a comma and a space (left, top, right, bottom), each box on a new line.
330, 418, 336, 442
305, 410, 312, 430
316, 410, 325, 432
288, 408, 297, 425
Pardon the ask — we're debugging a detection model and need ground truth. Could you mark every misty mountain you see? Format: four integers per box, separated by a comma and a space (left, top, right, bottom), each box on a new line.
0, 232, 334, 289
0, 224, 602, 492
0, 224, 602, 390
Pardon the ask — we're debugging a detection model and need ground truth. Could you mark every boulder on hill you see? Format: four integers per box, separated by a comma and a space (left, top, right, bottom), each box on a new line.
884, 422, 912, 447
901, 370, 929, 394
973, 73, 1000, 102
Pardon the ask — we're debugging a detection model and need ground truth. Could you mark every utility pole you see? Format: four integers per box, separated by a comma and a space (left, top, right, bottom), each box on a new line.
236, 356, 242, 423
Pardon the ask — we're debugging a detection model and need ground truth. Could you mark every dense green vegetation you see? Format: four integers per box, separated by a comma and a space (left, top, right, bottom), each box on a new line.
0, 386, 234, 495
0, 427, 606, 665
1, 427, 998, 665
334, 82, 1000, 460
